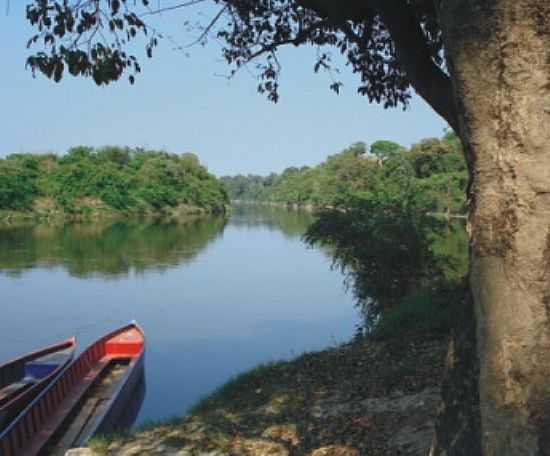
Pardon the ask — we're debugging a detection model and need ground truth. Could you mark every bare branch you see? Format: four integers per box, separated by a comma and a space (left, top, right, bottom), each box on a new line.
185, 5, 227, 47
139, 0, 209, 17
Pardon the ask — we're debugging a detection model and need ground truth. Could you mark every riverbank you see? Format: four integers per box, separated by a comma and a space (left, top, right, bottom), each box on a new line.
0, 148, 230, 223
232, 199, 316, 212
0, 197, 228, 225
85, 335, 446, 456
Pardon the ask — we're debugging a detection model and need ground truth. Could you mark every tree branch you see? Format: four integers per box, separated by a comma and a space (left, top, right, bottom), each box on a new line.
245, 18, 330, 62
376, 2, 459, 132
296, 0, 460, 132
139, 0, 209, 17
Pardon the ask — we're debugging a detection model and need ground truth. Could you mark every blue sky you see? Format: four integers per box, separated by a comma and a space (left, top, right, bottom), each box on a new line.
0, 2, 447, 176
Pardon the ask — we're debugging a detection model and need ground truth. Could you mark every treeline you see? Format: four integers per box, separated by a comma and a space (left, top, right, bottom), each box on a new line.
221, 132, 467, 216
0, 146, 229, 219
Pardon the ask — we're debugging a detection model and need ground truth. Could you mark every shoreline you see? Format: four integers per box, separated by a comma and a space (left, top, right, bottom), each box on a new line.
85, 335, 446, 456
0, 200, 230, 226
231, 199, 316, 212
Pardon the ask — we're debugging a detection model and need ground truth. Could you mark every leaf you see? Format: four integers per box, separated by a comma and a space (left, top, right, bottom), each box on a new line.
53, 60, 64, 82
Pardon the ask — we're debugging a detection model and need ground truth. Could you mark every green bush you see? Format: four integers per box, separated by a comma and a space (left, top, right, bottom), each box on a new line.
0, 159, 39, 210
369, 284, 467, 344
0, 147, 228, 215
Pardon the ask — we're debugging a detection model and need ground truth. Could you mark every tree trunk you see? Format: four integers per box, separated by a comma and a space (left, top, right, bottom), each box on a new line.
437, 1, 550, 454
430, 285, 481, 456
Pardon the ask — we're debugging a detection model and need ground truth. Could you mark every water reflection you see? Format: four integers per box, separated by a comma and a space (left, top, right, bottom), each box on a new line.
0, 218, 227, 278
229, 204, 315, 239
0, 206, 358, 424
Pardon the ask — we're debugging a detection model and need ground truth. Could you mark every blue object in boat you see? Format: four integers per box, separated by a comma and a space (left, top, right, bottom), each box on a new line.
24, 349, 70, 379
24, 361, 58, 379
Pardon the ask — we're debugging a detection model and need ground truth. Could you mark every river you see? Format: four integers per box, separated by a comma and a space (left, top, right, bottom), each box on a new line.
0, 205, 358, 424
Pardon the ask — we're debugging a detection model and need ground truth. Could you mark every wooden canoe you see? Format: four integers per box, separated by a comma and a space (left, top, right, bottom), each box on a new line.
0, 322, 145, 456
0, 337, 76, 435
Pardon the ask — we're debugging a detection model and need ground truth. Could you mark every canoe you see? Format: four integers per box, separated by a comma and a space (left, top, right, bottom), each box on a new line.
0, 322, 145, 456
0, 337, 76, 434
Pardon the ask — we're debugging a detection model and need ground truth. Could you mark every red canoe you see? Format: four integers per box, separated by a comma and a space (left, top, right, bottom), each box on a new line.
0, 338, 76, 435
0, 322, 145, 456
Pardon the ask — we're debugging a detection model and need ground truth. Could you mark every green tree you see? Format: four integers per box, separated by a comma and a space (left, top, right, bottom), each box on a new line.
0, 147, 228, 215
407, 135, 468, 215
22, 0, 550, 453
0, 157, 39, 210
306, 157, 447, 320
222, 136, 466, 212
369, 140, 405, 159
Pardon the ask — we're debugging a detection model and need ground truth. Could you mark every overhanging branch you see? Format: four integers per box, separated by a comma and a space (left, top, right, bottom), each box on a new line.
377, 2, 459, 132
296, 0, 459, 131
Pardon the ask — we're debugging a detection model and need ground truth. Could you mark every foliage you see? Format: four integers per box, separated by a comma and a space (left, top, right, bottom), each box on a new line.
369, 283, 467, 346
0, 156, 39, 210
0, 147, 228, 215
222, 132, 467, 215
23, 1, 447, 116
431, 221, 469, 281
370, 140, 405, 159
25, 0, 154, 85
304, 149, 455, 322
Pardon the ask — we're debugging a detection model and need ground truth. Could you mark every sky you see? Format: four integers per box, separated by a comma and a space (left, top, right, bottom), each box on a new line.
0, 2, 448, 176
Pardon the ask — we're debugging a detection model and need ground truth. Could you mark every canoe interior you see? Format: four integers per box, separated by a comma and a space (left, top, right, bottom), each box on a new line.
0, 342, 75, 392
46, 359, 132, 456
24, 349, 74, 380
0, 340, 75, 435
0, 324, 144, 456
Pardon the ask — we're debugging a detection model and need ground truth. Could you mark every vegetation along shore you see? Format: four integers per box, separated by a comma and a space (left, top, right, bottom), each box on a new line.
0, 146, 229, 224
221, 132, 467, 218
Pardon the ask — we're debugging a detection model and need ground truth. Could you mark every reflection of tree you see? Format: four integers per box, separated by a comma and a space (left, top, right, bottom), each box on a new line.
0, 218, 227, 278
431, 221, 468, 281
228, 204, 314, 239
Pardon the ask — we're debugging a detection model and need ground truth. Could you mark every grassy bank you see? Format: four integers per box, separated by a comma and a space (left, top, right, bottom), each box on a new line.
88, 285, 464, 456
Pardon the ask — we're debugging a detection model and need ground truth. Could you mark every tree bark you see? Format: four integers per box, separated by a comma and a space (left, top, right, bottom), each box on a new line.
430, 285, 481, 456
438, 1, 550, 454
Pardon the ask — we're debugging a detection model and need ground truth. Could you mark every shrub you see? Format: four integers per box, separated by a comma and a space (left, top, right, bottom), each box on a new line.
369, 283, 467, 344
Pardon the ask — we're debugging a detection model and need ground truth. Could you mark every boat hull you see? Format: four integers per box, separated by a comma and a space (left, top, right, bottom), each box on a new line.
87, 354, 145, 438
0, 323, 145, 456
0, 338, 76, 435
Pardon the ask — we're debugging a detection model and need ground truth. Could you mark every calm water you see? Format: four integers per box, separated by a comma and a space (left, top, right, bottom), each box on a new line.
0, 205, 358, 424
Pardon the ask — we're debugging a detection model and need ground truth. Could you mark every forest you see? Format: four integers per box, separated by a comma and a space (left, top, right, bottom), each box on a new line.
221, 132, 467, 217
0, 146, 229, 219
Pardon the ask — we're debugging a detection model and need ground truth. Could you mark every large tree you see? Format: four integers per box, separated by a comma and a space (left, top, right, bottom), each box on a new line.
23, 1, 550, 454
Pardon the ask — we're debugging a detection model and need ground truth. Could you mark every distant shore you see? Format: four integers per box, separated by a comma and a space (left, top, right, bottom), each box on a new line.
231, 199, 316, 212
0, 197, 228, 225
